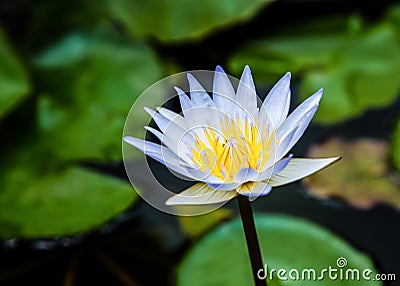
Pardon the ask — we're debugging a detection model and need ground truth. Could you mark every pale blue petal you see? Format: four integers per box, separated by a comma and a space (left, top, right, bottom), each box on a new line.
175, 87, 194, 117
206, 181, 241, 191
213, 65, 237, 115
166, 183, 237, 205
261, 72, 291, 129
233, 167, 258, 183
123, 136, 195, 179
144, 106, 194, 159
260, 127, 296, 171
278, 105, 319, 157
268, 157, 340, 187
144, 126, 163, 141
278, 88, 323, 138
187, 73, 215, 108
236, 182, 272, 198
186, 168, 236, 185
236, 65, 257, 118
144, 107, 184, 135
258, 154, 293, 181
156, 107, 186, 129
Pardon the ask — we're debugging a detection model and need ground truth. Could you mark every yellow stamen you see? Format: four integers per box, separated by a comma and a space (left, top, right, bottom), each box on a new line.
190, 115, 275, 182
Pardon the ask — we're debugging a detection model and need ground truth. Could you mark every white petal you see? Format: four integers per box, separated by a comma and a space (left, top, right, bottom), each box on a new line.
144, 107, 194, 161
236, 182, 272, 198
175, 86, 221, 133
186, 168, 237, 185
175, 87, 194, 117
166, 183, 237, 205
273, 127, 298, 164
233, 167, 258, 184
187, 73, 215, 108
277, 105, 318, 157
123, 136, 194, 179
156, 107, 186, 129
278, 88, 323, 139
260, 127, 296, 171
144, 126, 194, 165
261, 72, 291, 129
144, 126, 163, 141
257, 154, 293, 181
206, 182, 241, 191
213, 65, 237, 115
144, 107, 184, 135
236, 65, 257, 118
268, 157, 341, 187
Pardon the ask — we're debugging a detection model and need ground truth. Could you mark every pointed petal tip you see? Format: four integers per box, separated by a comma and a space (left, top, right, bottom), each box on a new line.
305, 156, 342, 172
187, 73, 206, 92
186, 73, 195, 81
241, 65, 253, 79
143, 106, 156, 116
268, 156, 341, 187
122, 135, 131, 143
174, 86, 185, 94
308, 88, 324, 106
284, 71, 291, 79
165, 195, 186, 206
122, 136, 140, 147
164, 196, 208, 206
215, 65, 225, 74
165, 197, 175, 206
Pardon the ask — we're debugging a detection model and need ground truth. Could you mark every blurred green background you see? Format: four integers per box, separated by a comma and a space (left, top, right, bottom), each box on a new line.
0, 0, 399, 285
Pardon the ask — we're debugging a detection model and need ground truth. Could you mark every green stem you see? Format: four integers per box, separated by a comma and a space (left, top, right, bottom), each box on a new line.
237, 195, 267, 286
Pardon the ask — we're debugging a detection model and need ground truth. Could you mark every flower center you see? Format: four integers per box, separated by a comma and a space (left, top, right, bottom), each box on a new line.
190, 115, 274, 182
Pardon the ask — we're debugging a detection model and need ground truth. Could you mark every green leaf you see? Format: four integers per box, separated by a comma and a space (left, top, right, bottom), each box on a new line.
178, 214, 381, 286
0, 155, 137, 238
34, 33, 165, 161
304, 138, 400, 210
307, 24, 400, 124
301, 67, 355, 124
0, 27, 30, 119
229, 19, 400, 124
108, 0, 272, 42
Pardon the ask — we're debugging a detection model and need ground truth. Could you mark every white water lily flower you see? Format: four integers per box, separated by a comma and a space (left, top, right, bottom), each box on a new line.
123, 66, 339, 205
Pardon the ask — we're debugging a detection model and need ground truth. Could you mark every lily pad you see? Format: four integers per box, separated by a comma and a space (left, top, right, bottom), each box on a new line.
0, 145, 137, 238
304, 138, 400, 210
178, 214, 380, 286
33, 32, 165, 161
108, 0, 272, 42
0, 27, 30, 119
229, 18, 400, 124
